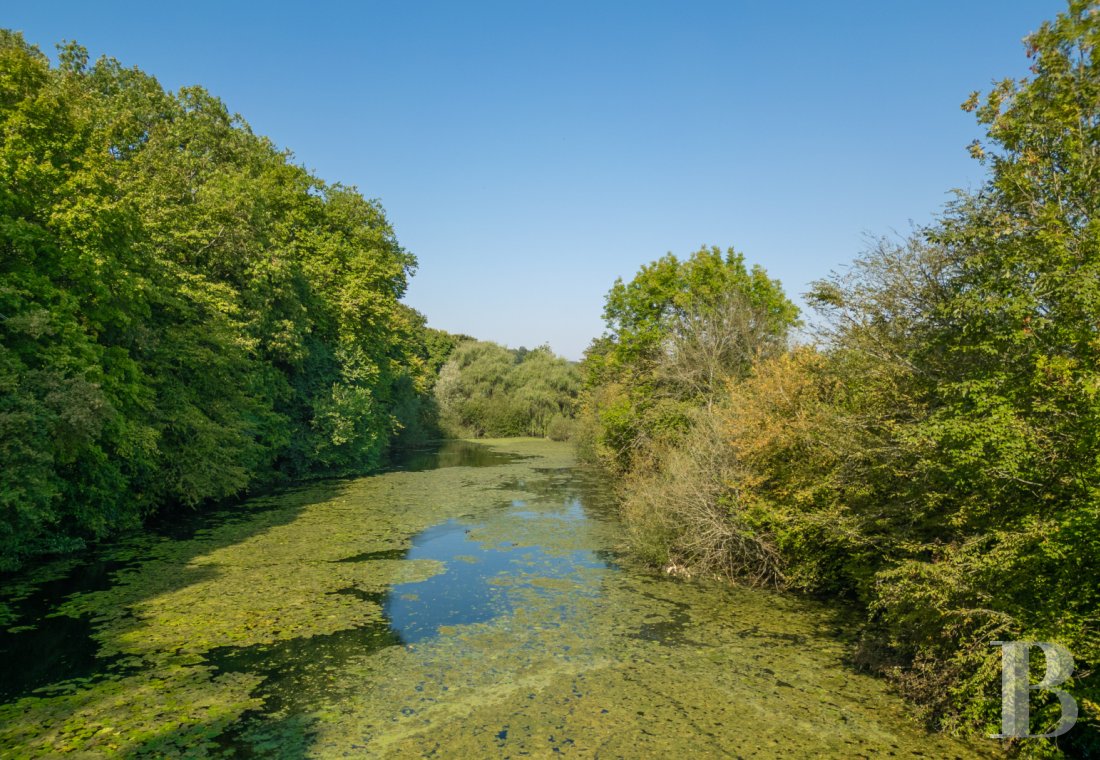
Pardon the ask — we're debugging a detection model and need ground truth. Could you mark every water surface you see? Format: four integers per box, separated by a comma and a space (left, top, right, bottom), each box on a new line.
0, 439, 990, 757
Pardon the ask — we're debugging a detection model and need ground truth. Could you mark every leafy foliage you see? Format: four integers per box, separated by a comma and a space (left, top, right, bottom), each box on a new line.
584, 4, 1100, 753
434, 341, 580, 439
0, 33, 446, 569
579, 245, 798, 472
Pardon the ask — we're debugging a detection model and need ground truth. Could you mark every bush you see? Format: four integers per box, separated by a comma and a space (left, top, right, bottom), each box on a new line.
618, 408, 783, 584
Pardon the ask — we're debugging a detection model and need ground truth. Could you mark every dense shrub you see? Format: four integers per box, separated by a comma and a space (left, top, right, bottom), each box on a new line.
582, 4, 1100, 751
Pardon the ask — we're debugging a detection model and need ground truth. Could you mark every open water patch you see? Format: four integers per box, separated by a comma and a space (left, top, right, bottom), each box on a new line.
384, 516, 609, 643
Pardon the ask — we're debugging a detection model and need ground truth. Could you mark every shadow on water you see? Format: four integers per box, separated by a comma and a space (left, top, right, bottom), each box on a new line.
384, 439, 526, 472
0, 557, 139, 702
626, 588, 710, 648
204, 595, 404, 758
0, 479, 348, 755
0, 440, 511, 706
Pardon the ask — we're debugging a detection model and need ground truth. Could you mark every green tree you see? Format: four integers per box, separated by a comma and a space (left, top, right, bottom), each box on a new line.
799, 5, 1100, 745
0, 32, 432, 569
883, 3, 1100, 745
581, 245, 798, 471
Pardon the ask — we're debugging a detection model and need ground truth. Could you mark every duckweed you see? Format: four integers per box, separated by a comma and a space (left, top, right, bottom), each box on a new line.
0, 439, 990, 758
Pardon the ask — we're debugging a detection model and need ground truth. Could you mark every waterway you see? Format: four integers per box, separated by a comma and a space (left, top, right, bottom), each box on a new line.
0, 439, 989, 757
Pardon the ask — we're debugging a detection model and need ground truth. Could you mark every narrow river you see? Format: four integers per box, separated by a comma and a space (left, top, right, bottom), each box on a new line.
0, 439, 989, 758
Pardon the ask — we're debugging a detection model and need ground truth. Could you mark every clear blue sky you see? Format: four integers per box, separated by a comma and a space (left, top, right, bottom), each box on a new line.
7, 1, 1066, 359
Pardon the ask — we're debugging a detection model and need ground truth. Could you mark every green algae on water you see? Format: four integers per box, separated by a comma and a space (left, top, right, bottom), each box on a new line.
0, 439, 992, 758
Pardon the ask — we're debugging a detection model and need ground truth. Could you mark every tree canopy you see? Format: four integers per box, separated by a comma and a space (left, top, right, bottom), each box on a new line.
0, 32, 444, 568
580, 245, 798, 471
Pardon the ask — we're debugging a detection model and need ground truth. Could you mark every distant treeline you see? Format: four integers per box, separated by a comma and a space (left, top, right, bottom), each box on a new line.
434, 341, 580, 440
0, 32, 463, 569
579, 5, 1098, 754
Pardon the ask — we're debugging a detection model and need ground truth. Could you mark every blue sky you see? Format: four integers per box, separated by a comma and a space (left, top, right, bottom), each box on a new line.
8, 1, 1066, 359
